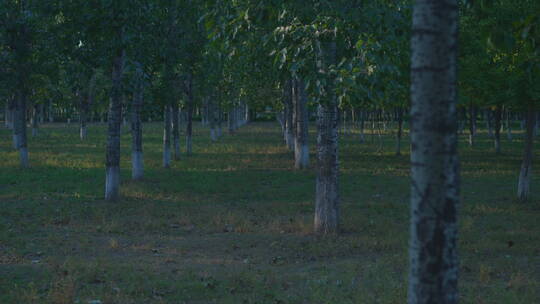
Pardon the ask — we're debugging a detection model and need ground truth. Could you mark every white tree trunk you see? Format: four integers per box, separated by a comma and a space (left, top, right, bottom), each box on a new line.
131, 63, 144, 180
314, 40, 339, 235
163, 105, 172, 168
293, 78, 309, 169
105, 47, 125, 201
283, 80, 295, 151
408, 1, 459, 303
517, 105, 535, 201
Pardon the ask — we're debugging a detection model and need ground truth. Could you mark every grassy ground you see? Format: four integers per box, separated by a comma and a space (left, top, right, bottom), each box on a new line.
0, 121, 539, 304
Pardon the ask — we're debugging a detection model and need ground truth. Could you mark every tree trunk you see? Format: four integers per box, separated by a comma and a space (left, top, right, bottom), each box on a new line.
517, 103, 535, 202
217, 106, 223, 138
208, 97, 218, 142
294, 78, 309, 169
48, 100, 54, 123
228, 109, 235, 135
31, 103, 39, 137
284, 79, 294, 150
359, 110, 365, 143
245, 104, 250, 124
408, 1, 459, 303
371, 110, 376, 143
13, 90, 29, 167
506, 109, 513, 141
277, 111, 285, 133
79, 91, 88, 140
314, 40, 339, 235
105, 48, 125, 201
80, 73, 96, 140
485, 109, 493, 138
468, 103, 476, 146
234, 106, 239, 128
534, 111, 540, 136
5, 101, 13, 129
131, 64, 144, 180
163, 105, 172, 168
494, 106, 502, 154
395, 107, 404, 156
185, 73, 194, 156
172, 102, 181, 159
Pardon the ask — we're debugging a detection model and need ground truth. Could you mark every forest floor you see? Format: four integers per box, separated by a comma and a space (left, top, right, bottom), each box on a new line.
0, 121, 539, 304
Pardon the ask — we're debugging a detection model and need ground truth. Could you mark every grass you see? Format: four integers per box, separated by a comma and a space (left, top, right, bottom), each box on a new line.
0, 121, 539, 303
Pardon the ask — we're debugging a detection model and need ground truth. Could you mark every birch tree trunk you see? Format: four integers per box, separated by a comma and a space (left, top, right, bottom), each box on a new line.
494, 105, 502, 154
485, 109, 493, 138
79, 91, 88, 140
294, 78, 309, 169
534, 111, 540, 136
506, 109, 513, 141
314, 40, 339, 235
283, 79, 295, 151
396, 107, 404, 156
228, 109, 235, 135
12, 16, 30, 167
217, 105, 223, 138
5, 101, 13, 129
31, 103, 39, 137
468, 103, 476, 146
172, 102, 180, 159
245, 104, 250, 124
105, 48, 125, 201
185, 72, 194, 156
517, 103, 535, 201
409, 1, 459, 303
13, 90, 29, 168
359, 110, 366, 143
80, 73, 96, 140
48, 100, 54, 123
163, 105, 172, 168
208, 97, 218, 142
131, 65, 144, 180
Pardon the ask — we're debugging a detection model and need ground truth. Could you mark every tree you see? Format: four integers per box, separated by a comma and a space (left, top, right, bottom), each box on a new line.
408, 0, 459, 303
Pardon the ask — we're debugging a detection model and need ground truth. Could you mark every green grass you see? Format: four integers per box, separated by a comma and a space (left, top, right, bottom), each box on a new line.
0, 121, 539, 304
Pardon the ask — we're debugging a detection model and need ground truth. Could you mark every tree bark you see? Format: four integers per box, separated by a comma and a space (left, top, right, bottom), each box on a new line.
79, 90, 88, 140
409, 1, 459, 303
185, 73, 194, 156
12, 16, 30, 167
80, 72, 96, 140
294, 78, 309, 169
283, 79, 294, 151
505, 109, 513, 141
4, 102, 9, 128
228, 108, 235, 135
217, 105, 223, 138
494, 105, 502, 154
131, 65, 144, 180
31, 103, 39, 137
105, 48, 125, 201
396, 107, 404, 156
534, 111, 540, 136
208, 97, 218, 142
485, 109, 493, 138
468, 103, 476, 146
359, 110, 366, 143
163, 105, 172, 168
48, 100, 54, 123
172, 102, 181, 159
517, 103, 535, 201
314, 40, 339, 235
13, 90, 29, 167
